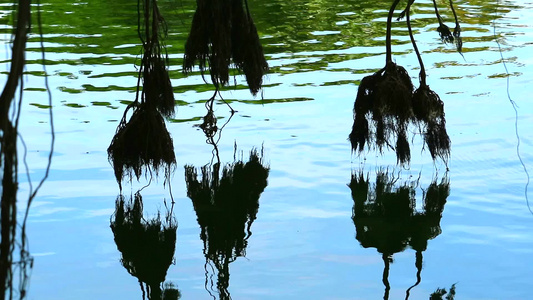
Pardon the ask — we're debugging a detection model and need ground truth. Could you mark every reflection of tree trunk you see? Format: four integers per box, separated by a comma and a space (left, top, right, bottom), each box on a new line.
217, 257, 231, 300
149, 283, 162, 300
405, 251, 423, 300
0, 0, 30, 114
0, 123, 16, 300
382, 253, 391, 300
415, 251, 422, 283
0, 0, 31, 297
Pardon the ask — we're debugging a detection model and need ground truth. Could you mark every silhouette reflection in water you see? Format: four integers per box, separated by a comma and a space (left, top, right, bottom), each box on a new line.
430, 283, 456, 300
110, 192, 180, 299
184, 148, 269, 300
349, 170, 449, 300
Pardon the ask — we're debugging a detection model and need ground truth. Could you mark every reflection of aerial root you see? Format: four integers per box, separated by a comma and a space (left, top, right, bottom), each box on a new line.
350, 169, 450, 299
110, 192, 177, 299
185, 148, 269, 300
198, 89, 237, 166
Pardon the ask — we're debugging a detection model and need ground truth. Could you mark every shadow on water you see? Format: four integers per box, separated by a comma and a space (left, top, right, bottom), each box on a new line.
110, 192, 181, 300
184, 147, 269, 300
349, 170, 450, 299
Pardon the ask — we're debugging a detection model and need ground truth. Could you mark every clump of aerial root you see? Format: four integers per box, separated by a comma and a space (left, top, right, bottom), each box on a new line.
142, 55, 175, 118
412, 86, 450, 163
230, 0, 269, 95
350, 0, 455, 166
407, 0, 451, 164
139, 0, 176, 118
108, 104, 176, 188
108, 0, 177, 189
375, 63, 414, 122
183, 0, 268, 95
349, 61, 414, 165
431, 0, 462, 54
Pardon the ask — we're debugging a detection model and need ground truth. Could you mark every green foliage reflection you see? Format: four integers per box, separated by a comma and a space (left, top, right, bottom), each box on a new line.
0, 0, 521, 109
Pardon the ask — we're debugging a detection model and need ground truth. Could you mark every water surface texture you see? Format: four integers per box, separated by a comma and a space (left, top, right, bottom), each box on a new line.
1, 0, 533, 299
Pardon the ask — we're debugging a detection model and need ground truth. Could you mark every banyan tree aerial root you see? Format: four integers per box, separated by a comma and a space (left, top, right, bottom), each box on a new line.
350, 0, 415, 165
398, 0, 462, 54
350, 0, 456, 166
183, 0, 268, 95
108, 0, 177, 189
108, 104, 176, 189
349, 62, 414, 164
406, 1, 451, 164
138, 0, 175, 118
431, 0, 462, 54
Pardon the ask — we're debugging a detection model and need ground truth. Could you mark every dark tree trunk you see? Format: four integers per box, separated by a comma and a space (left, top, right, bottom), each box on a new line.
0, 0, 31, 298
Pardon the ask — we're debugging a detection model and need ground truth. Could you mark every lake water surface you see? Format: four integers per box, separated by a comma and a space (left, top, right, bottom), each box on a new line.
1, 0, 533, 299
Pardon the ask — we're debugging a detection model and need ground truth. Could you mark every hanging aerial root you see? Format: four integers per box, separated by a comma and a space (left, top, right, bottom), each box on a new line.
349, 62, 414, 164
182, 5, 210, 76
231, 0, 269, 95
408, 0, 450, 165
401, 0, 462, 53
183, 0, 268, 95
108, 104, 176, 188
142, 54, 175, 118
425, 119, 451, 163
374, 63, 414, 122
448, 0, 463, 54
137, 0, 176, 118
349, 0, 458, 166
396, 128, 411, 164
431, 0, 454, 44
183, 0, 232, 88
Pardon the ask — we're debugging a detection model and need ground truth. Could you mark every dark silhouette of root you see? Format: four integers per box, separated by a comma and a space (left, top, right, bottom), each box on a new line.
183, 0, 268, 95
350, 0, 455, 166
108, 104, 176, 189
